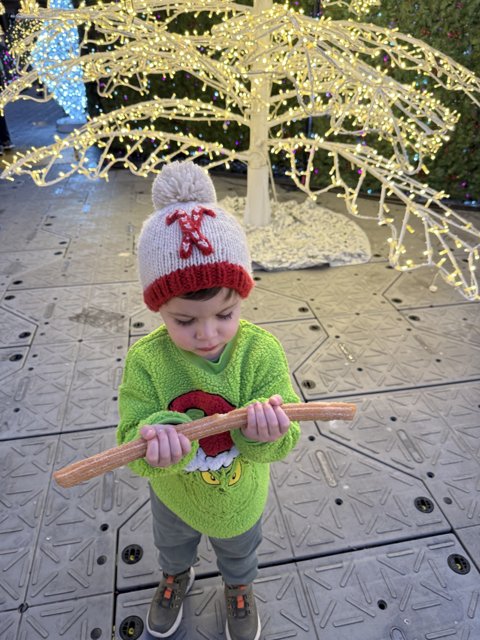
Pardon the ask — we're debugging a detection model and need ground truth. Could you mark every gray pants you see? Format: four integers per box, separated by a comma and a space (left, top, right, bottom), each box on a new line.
149, 485, 263, 585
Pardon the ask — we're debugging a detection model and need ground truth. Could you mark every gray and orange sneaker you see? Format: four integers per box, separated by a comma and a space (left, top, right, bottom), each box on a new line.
225, 582, 261, 640
146, 567, 195, 638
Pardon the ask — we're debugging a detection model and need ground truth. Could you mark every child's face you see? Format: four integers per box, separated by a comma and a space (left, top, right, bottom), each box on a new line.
160, 288, 242, 360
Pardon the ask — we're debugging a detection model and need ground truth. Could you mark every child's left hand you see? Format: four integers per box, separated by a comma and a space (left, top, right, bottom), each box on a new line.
242, 395, 291, 442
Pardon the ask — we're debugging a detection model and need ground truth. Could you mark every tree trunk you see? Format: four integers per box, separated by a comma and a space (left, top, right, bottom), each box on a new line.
245, 150, 271, 227
244, 0, 273, 227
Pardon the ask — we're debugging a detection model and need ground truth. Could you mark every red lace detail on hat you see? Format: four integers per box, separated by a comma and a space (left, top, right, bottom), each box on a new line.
166, 207, 216, 259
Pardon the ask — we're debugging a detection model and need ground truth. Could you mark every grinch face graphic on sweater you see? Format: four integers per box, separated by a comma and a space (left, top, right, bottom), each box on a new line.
200, 459, 242, 489
169, 391, 242, 477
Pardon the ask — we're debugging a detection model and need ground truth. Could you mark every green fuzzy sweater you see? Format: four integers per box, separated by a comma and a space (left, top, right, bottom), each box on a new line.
117, 319, 300, 538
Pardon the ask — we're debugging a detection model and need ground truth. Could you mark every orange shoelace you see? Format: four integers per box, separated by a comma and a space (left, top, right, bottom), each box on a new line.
163, 575, 175, 601
235, 586, 247, 611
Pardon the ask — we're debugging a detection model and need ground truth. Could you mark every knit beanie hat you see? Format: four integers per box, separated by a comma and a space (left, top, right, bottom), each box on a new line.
137, 161, 254, 311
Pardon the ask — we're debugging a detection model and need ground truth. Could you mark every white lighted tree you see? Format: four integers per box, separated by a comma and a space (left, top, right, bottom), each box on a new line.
30, 0, 87, 123
2, 0, 480, 299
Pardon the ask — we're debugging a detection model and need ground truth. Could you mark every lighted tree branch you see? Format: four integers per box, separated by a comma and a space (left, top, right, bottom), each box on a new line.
272, 138, 478, 298
2, 0, 479, 299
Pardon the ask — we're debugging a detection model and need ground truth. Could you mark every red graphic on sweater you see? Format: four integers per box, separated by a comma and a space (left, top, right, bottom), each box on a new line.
169, 391, 234, 456
166, 207, 216, 259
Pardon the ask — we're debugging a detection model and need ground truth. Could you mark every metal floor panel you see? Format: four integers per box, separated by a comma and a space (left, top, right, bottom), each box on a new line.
399, 304, 480, 348
16, 594, 113, 640
0, 612, 19, 640
0, 428, 146, 610
0, 436, 57, 610
0, 342, 77, 437
3, 282, 142, 344
0, 338, 127, 439
385, 267, 478, 309
295, 311, 480, 399
297, 533, 480, 640
40, 204, 140, 233
62, 338, 126, 429
0, 249, 67, 293
456, 526, 480, 572
0, 308, 35, 348
0, 207, 138, 289
255, 319, 327, 370
321, 382, 480, 528
272, 422, 449, 557
26, 429, 147, 606
0, 216, 70, 252
251, 262, 401, 316
5, 252, 137, 288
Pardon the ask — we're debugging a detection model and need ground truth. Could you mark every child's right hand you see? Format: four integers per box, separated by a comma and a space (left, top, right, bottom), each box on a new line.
140, 425, 192, 467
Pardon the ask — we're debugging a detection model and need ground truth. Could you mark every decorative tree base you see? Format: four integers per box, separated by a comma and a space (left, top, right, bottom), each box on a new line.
222, 196, 371, 270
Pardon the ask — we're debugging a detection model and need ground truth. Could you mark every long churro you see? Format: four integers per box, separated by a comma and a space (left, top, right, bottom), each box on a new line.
53, 401, 356, 488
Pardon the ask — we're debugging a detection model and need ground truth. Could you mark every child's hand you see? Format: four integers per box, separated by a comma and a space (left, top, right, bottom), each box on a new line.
140, 425, 191, 467
242, 395, 291, 442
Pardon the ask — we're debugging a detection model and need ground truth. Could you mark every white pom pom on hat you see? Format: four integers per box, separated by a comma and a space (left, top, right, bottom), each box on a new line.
152, 160, 217, 210
138, 161, 254, 311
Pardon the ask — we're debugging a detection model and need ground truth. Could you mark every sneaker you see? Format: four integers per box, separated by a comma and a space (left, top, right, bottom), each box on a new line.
225, 583, 261, 640
2, 142, 14, 151
146, 567, 195, 638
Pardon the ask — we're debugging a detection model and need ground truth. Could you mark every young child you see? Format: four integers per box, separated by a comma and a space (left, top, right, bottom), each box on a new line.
117, 161, 301, 640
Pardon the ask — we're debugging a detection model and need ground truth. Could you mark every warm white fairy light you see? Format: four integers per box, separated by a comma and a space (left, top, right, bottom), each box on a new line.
1, 0, 480, 300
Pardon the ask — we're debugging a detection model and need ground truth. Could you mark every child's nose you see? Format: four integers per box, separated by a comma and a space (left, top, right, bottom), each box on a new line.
196, 320, 217, 340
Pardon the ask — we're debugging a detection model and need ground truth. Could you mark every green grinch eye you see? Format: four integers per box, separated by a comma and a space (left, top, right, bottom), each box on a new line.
228, 460, 242, 486
201, 471, 220, 485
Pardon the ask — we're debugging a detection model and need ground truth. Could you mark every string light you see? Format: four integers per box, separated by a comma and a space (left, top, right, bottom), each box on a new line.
1, 0, 479, 300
